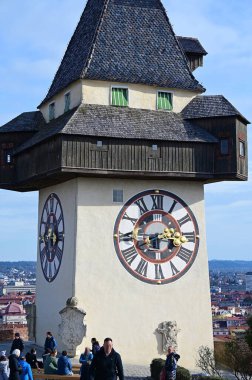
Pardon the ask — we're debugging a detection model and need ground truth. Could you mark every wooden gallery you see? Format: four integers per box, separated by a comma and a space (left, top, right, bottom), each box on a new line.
0, 0, 249, 370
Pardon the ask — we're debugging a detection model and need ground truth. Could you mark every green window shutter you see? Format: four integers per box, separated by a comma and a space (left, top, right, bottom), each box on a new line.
112, 88, 128, 106
157, 92, 172, 110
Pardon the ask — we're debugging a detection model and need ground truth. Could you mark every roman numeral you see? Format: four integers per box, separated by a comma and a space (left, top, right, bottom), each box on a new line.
40, 247, 46, 263
177, 247, 193, 263
56, 247, 63, 262
43, 259, 48, 275
177, 214, 191, 227
183, 232, 195, 243
134, 198, 148, 215
151, 195, 164, 210
58, 232, 64, 241
50, 197, 54, 213
122, 246, 138, 265
170, 261, 180, 276
48, 262, 52, 278
54, 262, 57, 274
119, 231, 132, 242
168, 200, 177, 214
57, 213, 63, 226
135, 259, 148, 277
155, 264, 164, 280
54, 201, 59, 215
153, 214, 162, 222
122, 213, 138, 225
45, 202, 50, 216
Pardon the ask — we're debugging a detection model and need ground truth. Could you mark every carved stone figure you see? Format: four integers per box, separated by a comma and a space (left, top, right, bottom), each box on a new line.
58, 297, 86, 356
156, 321, 180, 353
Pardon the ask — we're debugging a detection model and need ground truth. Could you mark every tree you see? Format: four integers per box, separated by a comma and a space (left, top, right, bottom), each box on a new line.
196, 346, 223, 378
245, 316, 252, 350
197, 342, 252, 380
224, 339, 252, 380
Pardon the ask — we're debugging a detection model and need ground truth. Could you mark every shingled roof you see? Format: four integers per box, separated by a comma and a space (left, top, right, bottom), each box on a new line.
182, 95, 250, 124
177, 36, 207, 55
0, 112, 44, 133
14, 104, 217, 154
39, 0, 204, 106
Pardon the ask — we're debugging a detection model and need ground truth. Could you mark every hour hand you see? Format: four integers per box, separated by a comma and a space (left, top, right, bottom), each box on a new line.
115, 228, 141, 241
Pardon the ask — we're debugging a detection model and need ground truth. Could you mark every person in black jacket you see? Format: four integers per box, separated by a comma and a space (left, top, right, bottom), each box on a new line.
89, 338, 124, 380
10, 333, 24, 354
9, 349, 22, 380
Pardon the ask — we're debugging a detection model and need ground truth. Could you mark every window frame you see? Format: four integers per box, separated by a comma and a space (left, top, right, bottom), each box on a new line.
111, 86, 129, 107
49, 102, 55, 121
220, 138, 229, 156
156, 90, 173, 111
113, 189, 124, 203
239, 140, 246, 158
64, 92, 71, 113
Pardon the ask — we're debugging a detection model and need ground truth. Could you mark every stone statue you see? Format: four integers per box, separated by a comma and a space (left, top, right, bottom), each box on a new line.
156, 321, 180, 353
58, 297, 86, 357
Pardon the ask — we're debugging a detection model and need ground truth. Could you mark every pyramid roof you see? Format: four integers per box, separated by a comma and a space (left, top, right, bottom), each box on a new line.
39, 0, 204, 106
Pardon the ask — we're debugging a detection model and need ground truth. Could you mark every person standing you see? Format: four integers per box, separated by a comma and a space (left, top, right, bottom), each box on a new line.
10, 333, 24, 354
44, 332, 57, 353
0, 351, 9, 380
9, 349, 22, 380
79, 347, 93, 380
89, 338, 124, 380
57, 351, 72, 375
165, 346, 180, 380
19, 355, 33, 380
91, 339, 100, 356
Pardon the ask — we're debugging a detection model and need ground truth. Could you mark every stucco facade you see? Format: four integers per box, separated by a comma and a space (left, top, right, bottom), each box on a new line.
36, 178, 213, 370
39, 80, 196, 123
40, 80, 82, 122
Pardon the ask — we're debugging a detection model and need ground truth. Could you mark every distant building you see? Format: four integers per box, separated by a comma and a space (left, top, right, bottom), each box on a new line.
0, 302, 27, 324
2, 284, 36, 295
245, 272, 252, 291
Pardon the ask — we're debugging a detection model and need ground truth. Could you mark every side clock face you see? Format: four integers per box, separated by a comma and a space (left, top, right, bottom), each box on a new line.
39, 193, 65, 282
113, 189, 199, 285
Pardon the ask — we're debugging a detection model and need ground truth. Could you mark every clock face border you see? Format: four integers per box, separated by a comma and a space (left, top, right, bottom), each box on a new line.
113, 189, 200, 285
39, 193, 65, 283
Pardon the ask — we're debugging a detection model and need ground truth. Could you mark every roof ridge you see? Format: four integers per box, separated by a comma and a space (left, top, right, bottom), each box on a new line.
81, 0, 110, 78
177, 36, 200, 41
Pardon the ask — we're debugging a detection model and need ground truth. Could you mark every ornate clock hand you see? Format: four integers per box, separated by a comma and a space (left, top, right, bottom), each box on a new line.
114, 228, 141, 241
158, 228, 189, 247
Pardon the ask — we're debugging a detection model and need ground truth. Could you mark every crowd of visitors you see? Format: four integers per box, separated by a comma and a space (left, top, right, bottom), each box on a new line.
0, 332, 180, 380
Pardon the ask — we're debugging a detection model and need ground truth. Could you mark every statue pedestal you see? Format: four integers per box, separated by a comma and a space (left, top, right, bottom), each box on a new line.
58, 297, 86, 357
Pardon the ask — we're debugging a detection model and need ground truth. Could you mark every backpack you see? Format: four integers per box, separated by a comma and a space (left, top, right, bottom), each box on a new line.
160, 367, 166, 380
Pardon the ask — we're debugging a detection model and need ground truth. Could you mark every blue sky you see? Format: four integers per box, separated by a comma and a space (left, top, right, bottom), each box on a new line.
0, 0, 251, 261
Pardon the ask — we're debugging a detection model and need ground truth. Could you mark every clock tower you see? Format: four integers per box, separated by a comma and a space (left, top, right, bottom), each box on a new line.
0, 0, 249, 370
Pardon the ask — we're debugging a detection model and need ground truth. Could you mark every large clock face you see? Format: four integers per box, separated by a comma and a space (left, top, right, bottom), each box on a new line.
39, 193, 65, 282
113, 189, 199, 285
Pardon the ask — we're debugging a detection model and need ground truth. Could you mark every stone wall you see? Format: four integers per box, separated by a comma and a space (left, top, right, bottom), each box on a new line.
0, 324, 28, 342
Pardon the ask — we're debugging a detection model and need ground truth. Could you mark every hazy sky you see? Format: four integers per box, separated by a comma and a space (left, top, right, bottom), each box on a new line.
0, 0, 251, 261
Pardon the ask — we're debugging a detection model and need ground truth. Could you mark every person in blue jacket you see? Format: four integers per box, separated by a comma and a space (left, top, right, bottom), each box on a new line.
79, 347, 93, 380
44, 332, 57, 353
165, 346, 180, 380
19, 355, 33, 380
57, 351, 73, 375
